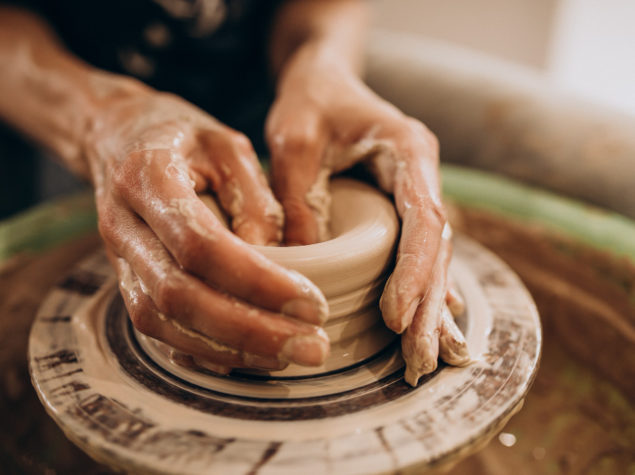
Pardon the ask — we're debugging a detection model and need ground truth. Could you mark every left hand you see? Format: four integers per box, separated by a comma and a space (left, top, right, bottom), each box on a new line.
266, 46, 470, 385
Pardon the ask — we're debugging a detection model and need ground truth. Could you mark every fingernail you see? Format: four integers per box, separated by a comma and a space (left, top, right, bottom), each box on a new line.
286, 240, 307, 247
404, 359, 438, 386
402, 335, 438, 386
447, 287, 465, 316
440, 339, 471, 366
285, 271, 329, 324
192, 358, 232, 375
379, 285, 419, 334
453, 342, 471, 365
399, 298, 421, 333
281, 298, 328, 325
449, 325, 470, 361
404, 366, 422, 386
440, 306, 470, 365
234, 220, 266, 245
447, 298, 465, 317
243, 353, 287, 370
280, 332, 329, 366
168, 350, 195, 368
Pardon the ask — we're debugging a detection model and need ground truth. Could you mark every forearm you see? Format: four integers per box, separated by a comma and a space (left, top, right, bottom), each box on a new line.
269, 0, 369, 80
0, 7, 147, 179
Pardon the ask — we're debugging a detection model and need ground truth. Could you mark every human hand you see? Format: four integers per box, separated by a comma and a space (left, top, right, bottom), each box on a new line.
85, 86, 330, 373
266, 47, 469, 385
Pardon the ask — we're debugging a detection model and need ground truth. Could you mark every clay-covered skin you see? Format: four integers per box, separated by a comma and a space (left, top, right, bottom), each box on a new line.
0, 1, 467, 380
268, 0, 468, 383
0, 7, 328, 371
88, 93, 335, 370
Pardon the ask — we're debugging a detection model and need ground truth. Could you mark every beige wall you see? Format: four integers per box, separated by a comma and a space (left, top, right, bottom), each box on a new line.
371, 0, 635, 115
548, 0, 635, 114
371, 0, 560, 69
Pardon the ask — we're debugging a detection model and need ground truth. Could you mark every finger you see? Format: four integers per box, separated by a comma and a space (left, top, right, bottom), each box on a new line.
165, 350, 236, 376
400, 238, 451, 386
379, 169, 446, 334
191, 357, 233, 375
401, 295, 442, 387
267, 112, 330, 244
112, 149, 328, 325
197, 130, 284, 245
165, 351, 233, 376
107, 248, 287, 371
380, 215, 449, 336
438, 304, 470, 366
371, 119, 443, 333
99, 200, 330, 366
446, 278, 466, 317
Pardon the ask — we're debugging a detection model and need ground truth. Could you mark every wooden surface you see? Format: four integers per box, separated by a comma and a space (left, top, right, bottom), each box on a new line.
0, 234, 108, 473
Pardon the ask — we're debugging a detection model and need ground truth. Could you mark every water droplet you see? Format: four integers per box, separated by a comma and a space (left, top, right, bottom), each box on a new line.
498, 432, 517, 447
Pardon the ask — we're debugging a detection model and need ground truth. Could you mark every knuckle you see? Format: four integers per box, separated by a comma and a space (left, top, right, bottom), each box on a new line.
154, 277, 181, 316
411, 200, 446, 230
229, 131, 253, 153
402, 117, 439, 152
110, 159, 138, 197
110, 167, 128, 195
426, 202, 447, 229
281, 196, 312, 222
267, 123, 321, 162
172, 230, 205, 271
127, 302, 157, 337
274, 135, 305, 161
97, 205, 118, 242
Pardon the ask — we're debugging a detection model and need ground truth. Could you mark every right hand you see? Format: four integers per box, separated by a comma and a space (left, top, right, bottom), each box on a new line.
84, 85, 329, 373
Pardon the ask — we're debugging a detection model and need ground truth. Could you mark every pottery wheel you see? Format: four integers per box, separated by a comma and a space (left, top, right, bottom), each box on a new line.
29, 235, 540, 474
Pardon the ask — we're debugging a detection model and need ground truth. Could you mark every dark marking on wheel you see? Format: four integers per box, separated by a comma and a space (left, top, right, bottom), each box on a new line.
34, 349, 78, 370
40, 315, 72, 323
41, 368, 84, 383
57, 269, 106, 295
51, 380, 89, 395
71, 394, 155, 444
376, 426, 400, 471
102, 293, 419, 421
248, 441, 282, 475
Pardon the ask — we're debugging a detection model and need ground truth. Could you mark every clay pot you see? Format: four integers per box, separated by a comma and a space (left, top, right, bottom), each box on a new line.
204, 178, 400, 376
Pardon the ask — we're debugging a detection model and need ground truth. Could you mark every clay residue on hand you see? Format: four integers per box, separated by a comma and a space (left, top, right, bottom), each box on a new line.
165, 316, 240, 355
164, 197, 217, 241
304, 168, 332, 242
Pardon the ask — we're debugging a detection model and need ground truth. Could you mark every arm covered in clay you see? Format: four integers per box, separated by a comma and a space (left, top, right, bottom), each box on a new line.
0, 6, 330, 371
267, 0, 470, 385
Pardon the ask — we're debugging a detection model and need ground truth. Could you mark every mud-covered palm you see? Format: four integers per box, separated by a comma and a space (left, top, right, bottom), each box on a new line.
266, 50, 470, 385
85, 89, 330, 373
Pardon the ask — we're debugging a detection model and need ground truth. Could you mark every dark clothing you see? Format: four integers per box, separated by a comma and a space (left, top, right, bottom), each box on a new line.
32, 0, 282, 144
1, 0, 283, 218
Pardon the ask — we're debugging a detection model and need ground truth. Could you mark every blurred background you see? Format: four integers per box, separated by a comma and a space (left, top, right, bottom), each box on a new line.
2, 0, 633, 220
373, 0, 635, 116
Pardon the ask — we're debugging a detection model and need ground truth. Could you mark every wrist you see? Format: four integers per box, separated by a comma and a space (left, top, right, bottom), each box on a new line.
80, 71, 153, 181
277, 38, 359, 94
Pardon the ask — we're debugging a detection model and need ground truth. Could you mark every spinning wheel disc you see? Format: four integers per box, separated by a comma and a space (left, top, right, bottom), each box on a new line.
29, 235, 540, 474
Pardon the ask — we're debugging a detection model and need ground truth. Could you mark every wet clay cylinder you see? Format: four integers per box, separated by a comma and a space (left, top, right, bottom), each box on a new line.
253, 178, 399, 376
156, 178, 400, 376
